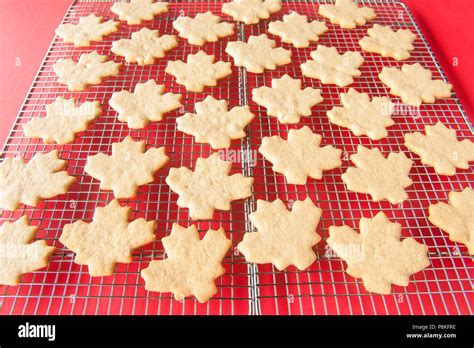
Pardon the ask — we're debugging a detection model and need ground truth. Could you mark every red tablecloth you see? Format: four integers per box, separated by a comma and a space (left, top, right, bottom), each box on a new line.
0, 0, 472, 147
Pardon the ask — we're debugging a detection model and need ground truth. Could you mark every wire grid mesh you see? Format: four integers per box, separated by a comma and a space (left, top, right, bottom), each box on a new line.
0, 0, 472, 315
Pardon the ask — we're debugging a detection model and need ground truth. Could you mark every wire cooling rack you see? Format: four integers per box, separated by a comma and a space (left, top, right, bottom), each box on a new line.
0, 0, 472, 315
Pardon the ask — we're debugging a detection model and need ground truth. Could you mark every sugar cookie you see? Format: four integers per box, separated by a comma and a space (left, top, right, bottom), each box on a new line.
165, 51, 232, 92
301, 45, 363, 87
55, 14, 119, 47
429, 187, 474, 255
259, 126, 342, 185
225, 34, 291, 73
222, 0, 281, 25
379, 63, 452, 106
60, 199, 155, 276
0, 151, 75, 211
173, 11, 234, 46
359, 24, 416, 60
252, 74, 323, 124
176, 96, 254, 149
166, 153, 253, 220
85, 136, 169, 199
142, 223, 231, 303
328, 212, 429, 294
327, 88, 394, 140
404, 122, 474, 175
23, 97, 101, 144
238, 198, 322, 270
53, 51, 120, 91
341, 145, 413, 204
268, 12, 327, 48
319, 0, 376, 29
111, 0, 168, 25
109, 79, 181, 129
0, 216, 55, 286
111, 28, 177, 65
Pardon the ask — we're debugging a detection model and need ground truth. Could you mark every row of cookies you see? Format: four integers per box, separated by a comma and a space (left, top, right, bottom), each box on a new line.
1, 0, 473, 302
1, 128, 472, 300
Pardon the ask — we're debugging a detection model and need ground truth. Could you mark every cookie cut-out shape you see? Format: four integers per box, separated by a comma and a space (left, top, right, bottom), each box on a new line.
53, 51, 120, 91
238, 198, 322, 271
109, 79, 181, 129
259, 126, 342, 185
55, 14, 119, 47
0, 216, 55, 286
268, 12, 328, 48
359, 24, 416, 61
327, 212, 430, 294
379, 63, 452, 106
165, 51, 232, 92
341, 145, 413, 204
111, 0, 168, 25
301, 45, 364, 87
0, 151, 76, 211
404, 122, 474, 176
319, 0, 376, 29
176, 96, 255, 149
429, 187, 474, 255
327, 88, 395, 140
226, 34, 291, 73
222, 0, 281, 25
166, 153, 253, 220
111, 28, 177, 65
141, 223, 231, 303
173, 11, 235, 46
23, 97, 101, 144
85, 136, 169, 199
252, 74, 323, 124
60, 200, 155, 277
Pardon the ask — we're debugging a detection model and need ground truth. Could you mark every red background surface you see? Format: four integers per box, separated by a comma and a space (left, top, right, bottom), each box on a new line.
0, 0, 473, 147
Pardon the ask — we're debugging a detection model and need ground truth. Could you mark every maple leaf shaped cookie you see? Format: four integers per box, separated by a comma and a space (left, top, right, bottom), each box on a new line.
359, 24, 417, 61
166, 153, 253, 220
328, 212, 430, 294
238, 198, 322, 270
268, 12, 328, 48
225, 34, 291, 73
259, 126, 342, 185
252, 74, 323, 124
429, 187, 474, 255
327, 88, 395, 140
301, 45, 364, 87
53, 51, 120, 91
404, 122, 474, 175
222, 0, 281, 25
141, 223, 231, 303
0, 151, 75, 211
111, 0, 168, 25
379, 63, 452, 106
0, 216, 55, 286
319, 0, 376, 29
176, 96, 255, 149
60, 200, 155, 276
85, 136, 169, 199
173, 11, 235, 46
23, 97, 101, 144
109, 79, 181, 129
165, 51, 232, 92
55, 14, 119, 47
111, 28, 177, 65
342, 146, 413, 204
